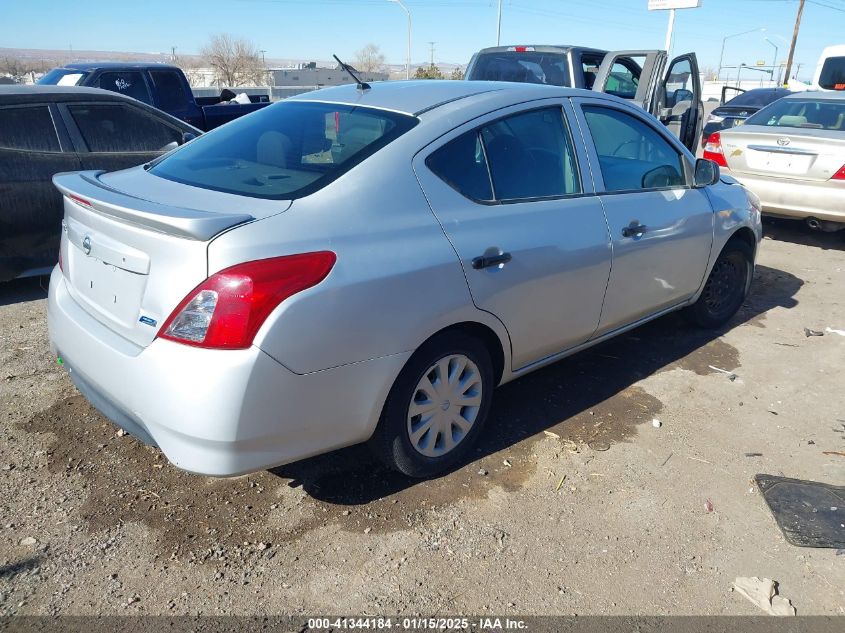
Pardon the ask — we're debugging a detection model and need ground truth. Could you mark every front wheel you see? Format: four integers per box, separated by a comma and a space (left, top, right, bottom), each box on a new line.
369, 332, 495, 478
684, 239, 754, 329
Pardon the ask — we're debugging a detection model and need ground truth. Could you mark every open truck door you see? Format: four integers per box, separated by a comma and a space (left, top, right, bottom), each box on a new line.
593, 50, 703, 153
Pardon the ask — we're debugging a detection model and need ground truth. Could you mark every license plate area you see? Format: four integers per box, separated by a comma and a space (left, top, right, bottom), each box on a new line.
69, 244, 147, 328
747, 151, 813, 175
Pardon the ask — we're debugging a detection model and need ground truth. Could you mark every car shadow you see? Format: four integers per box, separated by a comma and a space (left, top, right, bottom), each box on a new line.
763, 217, 844, 250
0, 276, 49, 308
0, 555, 41, 579
270, 263, 802, 505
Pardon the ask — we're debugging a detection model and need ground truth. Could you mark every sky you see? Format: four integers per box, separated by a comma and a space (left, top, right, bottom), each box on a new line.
1, 0, 844, 80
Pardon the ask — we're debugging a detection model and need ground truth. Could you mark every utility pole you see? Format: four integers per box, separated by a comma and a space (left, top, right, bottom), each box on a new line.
783, 0, 805, 87
496, 0, 503, 46
171, 46, 177, 61
428, 42, 435, 68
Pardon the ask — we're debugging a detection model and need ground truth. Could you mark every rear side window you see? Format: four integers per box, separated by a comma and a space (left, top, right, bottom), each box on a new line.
605, 62, 639, 99
583, 105, 685, 192
427, 131, 493, 201
150, 101, 418, 200
0, 105, 61, 152
427, 107, 580, 202
468, 52, 571, 86
68, 103, 182, 152
150, 70, 189, 111
97, 71, 152, 104
818, 56, 845, 90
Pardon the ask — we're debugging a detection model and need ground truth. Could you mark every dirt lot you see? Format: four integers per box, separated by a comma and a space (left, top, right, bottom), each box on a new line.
1, 218, 843, 617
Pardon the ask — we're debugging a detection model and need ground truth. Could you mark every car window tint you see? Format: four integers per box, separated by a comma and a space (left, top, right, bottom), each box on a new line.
426, 131, 493, 202
150, 71, 189, 111
0, 105, 60, 152
97, 71, 152, 104
481, 108, 580, 200
727, 89, 791, 108
68, 103, 181, 152
665, 58, 694, 107
583, 106, 685, 192
467, 52, 571, 86
150, 101, 417, 200
604, 61, 640, 99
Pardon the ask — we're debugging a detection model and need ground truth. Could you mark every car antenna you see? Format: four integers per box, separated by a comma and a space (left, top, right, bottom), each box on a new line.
333, 54, 371, 91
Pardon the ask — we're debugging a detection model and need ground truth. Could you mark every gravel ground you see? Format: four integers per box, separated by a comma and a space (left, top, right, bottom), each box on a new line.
1, 218, 843, 617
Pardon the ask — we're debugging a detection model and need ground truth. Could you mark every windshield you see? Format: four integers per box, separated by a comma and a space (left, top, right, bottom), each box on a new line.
745, 98, 845, 130
818, 56, 845, 90
37, 68, 89, 86
150, 101, 418, 200
725, 89, 791, 108
467, 51, 571, 86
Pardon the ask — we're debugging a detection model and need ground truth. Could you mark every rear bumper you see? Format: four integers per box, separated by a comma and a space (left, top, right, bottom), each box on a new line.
725, 171, 845, 223
47, 268, 409, 476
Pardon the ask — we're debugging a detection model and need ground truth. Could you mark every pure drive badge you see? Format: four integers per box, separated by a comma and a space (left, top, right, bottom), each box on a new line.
139, 316, 158, 327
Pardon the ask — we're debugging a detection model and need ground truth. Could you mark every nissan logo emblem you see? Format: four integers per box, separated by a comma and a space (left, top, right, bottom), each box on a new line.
777, 137, 791, 146
82, 235, 92, 255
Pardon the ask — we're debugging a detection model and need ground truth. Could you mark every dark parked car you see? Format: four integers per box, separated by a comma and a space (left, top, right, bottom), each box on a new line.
37, 63, 270, 131
0, 85, 200, 281
701, 87, 792, 147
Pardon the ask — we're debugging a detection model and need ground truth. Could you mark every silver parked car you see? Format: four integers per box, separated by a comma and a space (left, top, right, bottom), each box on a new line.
48, 80, 762, 478
704, 91, 845, 231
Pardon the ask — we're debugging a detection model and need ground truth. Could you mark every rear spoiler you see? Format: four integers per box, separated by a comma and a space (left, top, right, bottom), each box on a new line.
53, 171, 254, 241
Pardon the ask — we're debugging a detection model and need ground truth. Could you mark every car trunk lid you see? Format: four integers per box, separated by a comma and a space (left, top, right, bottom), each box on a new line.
53, 169, 289, 348
721, 126, 845, 182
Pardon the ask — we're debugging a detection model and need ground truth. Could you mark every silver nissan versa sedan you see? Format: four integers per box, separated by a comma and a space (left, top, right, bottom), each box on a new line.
48, 80, 762, 478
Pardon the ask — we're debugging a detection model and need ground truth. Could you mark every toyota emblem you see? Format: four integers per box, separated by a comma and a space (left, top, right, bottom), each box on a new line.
777, 137, 790, 146
82, 235, 92, 255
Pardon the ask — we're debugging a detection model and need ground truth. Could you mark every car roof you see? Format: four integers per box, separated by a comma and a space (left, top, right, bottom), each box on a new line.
474, 45, 607, 55
58, 62, 181, 71
0, 84, 134, 104
289, 79, 590, 116
784, 90, 845, 101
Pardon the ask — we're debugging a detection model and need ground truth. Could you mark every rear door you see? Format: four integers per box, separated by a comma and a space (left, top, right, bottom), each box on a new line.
0, 103, 81, 280
594, 50, 703, 152
59, 101, 185, 171
414, 100, 612, 370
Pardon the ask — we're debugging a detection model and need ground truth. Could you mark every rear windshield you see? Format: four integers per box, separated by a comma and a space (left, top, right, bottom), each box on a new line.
726, 89, 791, 107
467, 52, 571, 86
818, 56, 845, 90
37, 68, 89, 86
150, 101, 418, 200
745, 99, 845, 131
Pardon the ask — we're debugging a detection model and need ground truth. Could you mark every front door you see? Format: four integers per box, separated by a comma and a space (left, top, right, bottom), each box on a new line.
572, 98, 714, 335
414, 102, 611, 370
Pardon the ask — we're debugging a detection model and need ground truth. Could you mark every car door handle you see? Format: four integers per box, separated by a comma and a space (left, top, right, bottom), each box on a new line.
472, 252, 512, 270
621, 224, 648, 238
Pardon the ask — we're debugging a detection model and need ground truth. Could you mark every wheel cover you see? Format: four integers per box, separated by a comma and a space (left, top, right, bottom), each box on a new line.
702, 255, 745, 315
406, 354, 483, 458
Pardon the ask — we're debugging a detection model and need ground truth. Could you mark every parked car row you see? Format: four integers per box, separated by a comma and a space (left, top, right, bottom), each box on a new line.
0, 85, 200, 281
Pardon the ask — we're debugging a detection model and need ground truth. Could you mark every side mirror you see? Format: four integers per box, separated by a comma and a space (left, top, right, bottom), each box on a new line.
694, 158, 720, 188
181, 132, 198, 145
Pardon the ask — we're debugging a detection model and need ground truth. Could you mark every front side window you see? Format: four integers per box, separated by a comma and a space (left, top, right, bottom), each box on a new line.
664, 58, 694, 107
97, 71, 152, 104
745, 98, 845, 131
583, 105, 685, 192
149, 71, 189, 111
0, 105, 61, 152
605, 61, 640, 99
150, 101, 418, 200
427, 107, 580, 203
68, 103, 181, 153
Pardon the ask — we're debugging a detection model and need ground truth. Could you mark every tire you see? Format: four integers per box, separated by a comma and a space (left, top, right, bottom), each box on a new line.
369, 331, 495, 478
684, 238, 754, 329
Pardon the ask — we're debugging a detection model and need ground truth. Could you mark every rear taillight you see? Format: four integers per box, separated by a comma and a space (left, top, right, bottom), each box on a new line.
831, 165, 845, 180
158, 252, 336, 350
68, 194, 92, 208
702, 132, 728, 167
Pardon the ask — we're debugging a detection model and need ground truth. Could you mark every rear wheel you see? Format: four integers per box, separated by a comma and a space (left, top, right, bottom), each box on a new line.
684, 239, 753, 329
370, 332, 494, 478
